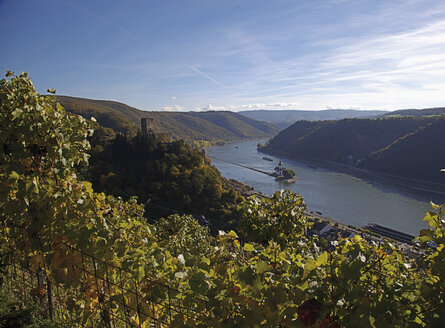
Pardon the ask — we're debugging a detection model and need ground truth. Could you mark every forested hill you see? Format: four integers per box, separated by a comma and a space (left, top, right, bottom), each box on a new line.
86, 133, 242, 229
239, 109, 388, 129
382, 107, 445, 118
259, 116, 445, 184
57, 96, 278, 142
362, 117, 445, 183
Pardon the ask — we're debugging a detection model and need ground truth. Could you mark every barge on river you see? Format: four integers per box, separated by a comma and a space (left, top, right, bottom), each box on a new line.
363, 223, 415, 244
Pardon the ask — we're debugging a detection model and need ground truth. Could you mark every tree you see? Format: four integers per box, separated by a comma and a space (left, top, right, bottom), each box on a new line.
282, 168, 296, 179
156, 214, 213, 257
0, 72, 174, 325
236, 190, 308, 246
87, 132, 242, 226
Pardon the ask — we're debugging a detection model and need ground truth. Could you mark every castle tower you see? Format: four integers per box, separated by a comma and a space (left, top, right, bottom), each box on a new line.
274, 161, 284, 176
141, 118, 154, 134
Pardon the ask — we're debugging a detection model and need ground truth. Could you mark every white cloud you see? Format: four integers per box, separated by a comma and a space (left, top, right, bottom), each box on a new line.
195, 104, 229, 111
319, 20, 445, 73
170, 96, 177, 100
234, 17, 445, 110
161, 105, 184, 111
193, 102, 303, 112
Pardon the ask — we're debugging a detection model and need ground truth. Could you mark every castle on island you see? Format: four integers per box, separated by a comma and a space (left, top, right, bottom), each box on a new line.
274, 161, 284, 176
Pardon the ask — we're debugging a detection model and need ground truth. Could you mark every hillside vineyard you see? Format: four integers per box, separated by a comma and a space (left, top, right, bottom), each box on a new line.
1, 72, 444, 327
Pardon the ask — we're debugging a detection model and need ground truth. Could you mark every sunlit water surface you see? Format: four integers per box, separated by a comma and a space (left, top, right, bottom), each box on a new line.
207, 139, 445, 235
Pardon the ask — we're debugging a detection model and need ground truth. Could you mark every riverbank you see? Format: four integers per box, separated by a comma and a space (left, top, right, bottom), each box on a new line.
276, 177, 299, 183
259, 148, 445, 200
207, 139, 435, 235
226, 178, 417, 252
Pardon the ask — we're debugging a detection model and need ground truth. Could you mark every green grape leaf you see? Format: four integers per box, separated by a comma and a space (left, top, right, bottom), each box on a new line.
243, 243, 255, 252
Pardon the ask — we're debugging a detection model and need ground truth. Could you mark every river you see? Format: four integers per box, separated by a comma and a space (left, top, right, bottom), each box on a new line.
207, 139, 445, 236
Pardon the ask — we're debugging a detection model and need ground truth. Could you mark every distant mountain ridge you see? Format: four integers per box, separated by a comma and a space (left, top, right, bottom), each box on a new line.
239, 109, 389, 129
382, 107, 445, 118
260, 116, 445, 184
57, 96, 279, 142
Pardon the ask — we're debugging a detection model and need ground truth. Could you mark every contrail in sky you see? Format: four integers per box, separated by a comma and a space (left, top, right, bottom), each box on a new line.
62, 0, 140, 42
187, 65, 231, 90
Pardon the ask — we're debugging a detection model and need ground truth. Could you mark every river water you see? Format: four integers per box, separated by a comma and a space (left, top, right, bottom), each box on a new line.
207, 139, 445, 236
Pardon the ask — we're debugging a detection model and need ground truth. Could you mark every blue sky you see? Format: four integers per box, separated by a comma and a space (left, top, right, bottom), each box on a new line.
2, 0, 445, 111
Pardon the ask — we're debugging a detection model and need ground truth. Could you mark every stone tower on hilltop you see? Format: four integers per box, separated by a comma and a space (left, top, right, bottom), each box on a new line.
141, 117, 155, 135
141, 117, 171, 142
